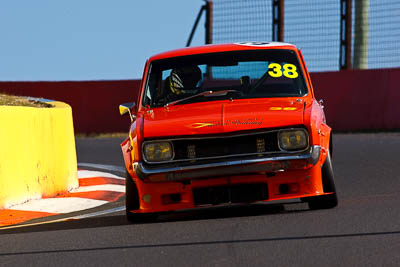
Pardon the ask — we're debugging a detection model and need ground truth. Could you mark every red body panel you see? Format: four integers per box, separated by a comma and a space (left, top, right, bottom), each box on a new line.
142, 98, 305, 138
149, 43, 297, 62
134, 165, 324, 213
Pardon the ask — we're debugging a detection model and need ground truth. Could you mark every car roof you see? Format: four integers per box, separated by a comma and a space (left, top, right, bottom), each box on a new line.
149, 42, 298, 61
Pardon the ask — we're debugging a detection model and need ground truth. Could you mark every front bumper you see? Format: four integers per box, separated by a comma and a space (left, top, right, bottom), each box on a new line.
134, 145, 321, 182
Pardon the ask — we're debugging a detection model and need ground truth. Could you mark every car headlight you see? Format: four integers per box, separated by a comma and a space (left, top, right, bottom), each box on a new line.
143, 141, 173, 162
278, 129, 308, 151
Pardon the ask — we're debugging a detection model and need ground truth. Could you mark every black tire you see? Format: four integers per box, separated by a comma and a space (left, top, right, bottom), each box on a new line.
125, 171, 157, 223
304, 153, 338, 210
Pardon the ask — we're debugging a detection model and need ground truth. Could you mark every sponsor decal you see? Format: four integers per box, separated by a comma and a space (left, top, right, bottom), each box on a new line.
269, 107, 298, 111
191, 122, 217, 128
268, 63, 299, 79
190, 118, 263, 128
235, 42, 271, 47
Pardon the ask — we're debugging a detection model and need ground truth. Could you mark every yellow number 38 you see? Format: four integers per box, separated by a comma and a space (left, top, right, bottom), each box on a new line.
268, 63, 299, 79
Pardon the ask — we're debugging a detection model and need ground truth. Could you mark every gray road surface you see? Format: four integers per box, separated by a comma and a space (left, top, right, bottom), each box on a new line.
1, 133, 400, 266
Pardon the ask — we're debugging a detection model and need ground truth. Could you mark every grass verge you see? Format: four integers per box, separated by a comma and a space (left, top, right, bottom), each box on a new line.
0, 93, 53, 108
75, 132, 127, 138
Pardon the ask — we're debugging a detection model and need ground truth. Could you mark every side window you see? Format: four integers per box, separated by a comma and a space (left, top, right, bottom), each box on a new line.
143, 73, 157, 106
162, 69, 172, 80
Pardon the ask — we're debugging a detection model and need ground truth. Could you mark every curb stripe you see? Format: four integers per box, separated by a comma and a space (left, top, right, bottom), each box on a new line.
9, 198, 108, 214
56, 191, 124, 202
0, 168, 125, 227
0, 206, 126, 230
70, 184, 125, 193
78, 170, 125, 180
79, 177, 125, 187
0, 210, 57, 227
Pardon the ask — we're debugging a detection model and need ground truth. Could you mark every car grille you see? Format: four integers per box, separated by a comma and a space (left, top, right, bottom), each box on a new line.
172, 131, 280, 162
193, 183, 269, 206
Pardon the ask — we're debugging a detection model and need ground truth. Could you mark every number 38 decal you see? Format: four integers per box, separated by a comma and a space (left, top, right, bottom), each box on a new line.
268, 63, 299, 79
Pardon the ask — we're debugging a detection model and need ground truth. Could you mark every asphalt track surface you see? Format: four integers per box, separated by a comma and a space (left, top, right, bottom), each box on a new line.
1, 133, 400, 266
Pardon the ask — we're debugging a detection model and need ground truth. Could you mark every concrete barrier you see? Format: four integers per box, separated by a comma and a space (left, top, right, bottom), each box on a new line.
0, 101, 78, 209
0, 80, 141, 133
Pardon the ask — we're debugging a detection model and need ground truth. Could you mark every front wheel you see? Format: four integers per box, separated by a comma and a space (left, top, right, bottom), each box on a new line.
304, 153, 338, 210
125, 171, 158, 223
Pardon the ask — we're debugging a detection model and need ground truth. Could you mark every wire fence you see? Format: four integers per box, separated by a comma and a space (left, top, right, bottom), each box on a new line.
357, 0, 400, 69
210, 0, 400, 72
284, 0, 340, 71
212, 0, 272, 44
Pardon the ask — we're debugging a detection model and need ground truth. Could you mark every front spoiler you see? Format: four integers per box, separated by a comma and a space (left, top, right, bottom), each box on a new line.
134, 146, 321, 182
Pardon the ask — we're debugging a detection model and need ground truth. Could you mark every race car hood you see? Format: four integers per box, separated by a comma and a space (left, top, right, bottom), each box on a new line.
142, 99, 305, 139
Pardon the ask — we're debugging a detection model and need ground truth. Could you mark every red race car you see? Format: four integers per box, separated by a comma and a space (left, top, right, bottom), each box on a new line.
120, 42, 337, 222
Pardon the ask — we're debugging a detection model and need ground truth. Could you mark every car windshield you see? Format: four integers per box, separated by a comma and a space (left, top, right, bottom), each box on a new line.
143, 49, 308, 108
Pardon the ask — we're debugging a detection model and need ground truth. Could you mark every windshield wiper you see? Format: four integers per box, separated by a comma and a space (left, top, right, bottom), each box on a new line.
249, 69, 270, 93
164, 90, 241, 107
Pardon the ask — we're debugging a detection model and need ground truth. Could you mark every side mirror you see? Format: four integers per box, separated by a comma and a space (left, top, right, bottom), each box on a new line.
119, 102, 136, 121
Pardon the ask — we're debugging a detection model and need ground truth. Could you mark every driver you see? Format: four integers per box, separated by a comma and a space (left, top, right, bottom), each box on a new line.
168, 66, 202, 97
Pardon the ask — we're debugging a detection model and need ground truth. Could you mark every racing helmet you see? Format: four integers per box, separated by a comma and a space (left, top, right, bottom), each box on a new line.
169, 66, 202, 95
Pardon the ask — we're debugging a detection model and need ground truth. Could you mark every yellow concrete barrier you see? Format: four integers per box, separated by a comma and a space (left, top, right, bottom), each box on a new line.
0, 101, 78, 209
